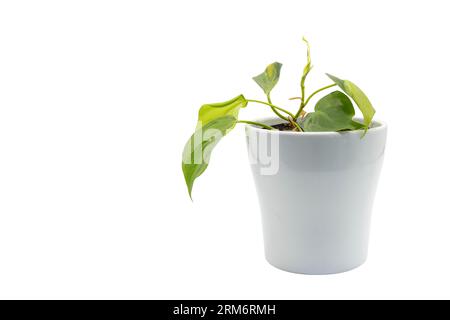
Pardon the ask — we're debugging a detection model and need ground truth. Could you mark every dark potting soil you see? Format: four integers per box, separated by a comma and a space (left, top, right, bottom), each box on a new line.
272, 122, 297, 131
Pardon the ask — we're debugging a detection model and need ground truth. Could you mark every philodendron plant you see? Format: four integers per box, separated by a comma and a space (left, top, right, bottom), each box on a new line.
182, 38, 376, 199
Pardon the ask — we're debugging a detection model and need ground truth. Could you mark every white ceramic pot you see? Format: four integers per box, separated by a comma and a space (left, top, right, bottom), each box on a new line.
246, 118, 387, 275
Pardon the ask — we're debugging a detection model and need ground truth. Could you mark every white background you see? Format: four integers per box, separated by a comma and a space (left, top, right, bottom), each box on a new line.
0, 0, 448, 299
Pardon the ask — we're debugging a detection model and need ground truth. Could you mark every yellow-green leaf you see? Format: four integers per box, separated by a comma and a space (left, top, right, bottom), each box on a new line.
197, 95, 247, 128
252, 62, 282, 96
301, 37, 312, 82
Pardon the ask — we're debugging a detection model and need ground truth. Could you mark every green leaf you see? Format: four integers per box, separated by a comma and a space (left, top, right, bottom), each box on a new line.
184, 95, 247, 199
182, 115, 237, 199
197, 95, 247, 128
326, 73, 376, 130
252, 62, 282, 96
302, 91, 363, 132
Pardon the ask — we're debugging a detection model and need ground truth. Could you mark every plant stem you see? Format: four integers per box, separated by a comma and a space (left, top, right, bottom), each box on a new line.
295, 81, 307, 120
237, 120, 276, 130
265, 94, 287, 120
289, 119, 303, 132
294, 83, 336, 119
247, 99, 295, 120
303, 83, 337, 106
300, 81, 306, 105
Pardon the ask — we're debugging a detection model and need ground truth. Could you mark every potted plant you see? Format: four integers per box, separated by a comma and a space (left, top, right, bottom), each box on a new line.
182, 38, 387, 275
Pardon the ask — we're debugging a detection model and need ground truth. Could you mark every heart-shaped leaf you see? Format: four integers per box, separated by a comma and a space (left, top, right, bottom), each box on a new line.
302, 91, 364, 132
252, 62, 282, 96
197, 95, 247, 128
182, 115, 237, 199
326, 74, 376, 130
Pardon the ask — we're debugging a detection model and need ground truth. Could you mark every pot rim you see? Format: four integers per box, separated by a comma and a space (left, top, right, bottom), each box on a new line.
245, 117, 387, 136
